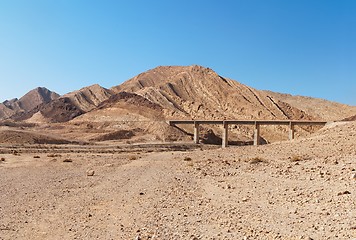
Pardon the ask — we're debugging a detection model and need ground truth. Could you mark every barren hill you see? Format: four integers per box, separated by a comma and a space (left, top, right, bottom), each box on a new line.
71, 91, 187, 142
12, 84, 113, 123
63, 84, 114, 112
1, 67, 355, 240
2, 65, 354, 144
343, 114, 356, 121
70, 65, 318, 143
0, 87, 59, 120
112, 65, 312, 121
264, 91, 356, 121
0, 129, 76, 145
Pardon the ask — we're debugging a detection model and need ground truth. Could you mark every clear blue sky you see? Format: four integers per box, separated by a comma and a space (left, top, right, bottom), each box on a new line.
0, 0, 355, 105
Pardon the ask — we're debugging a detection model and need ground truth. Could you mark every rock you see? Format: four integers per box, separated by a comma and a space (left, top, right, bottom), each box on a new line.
337, 190, 351, 196
351, 173, 356, 180
86, 169, 95, 176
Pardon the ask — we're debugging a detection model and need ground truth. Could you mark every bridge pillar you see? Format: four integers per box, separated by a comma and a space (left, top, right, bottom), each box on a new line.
254, 122, 260, 146
289, 122, 295, 140
194, 122, 200, 144
222, 121, 229, 148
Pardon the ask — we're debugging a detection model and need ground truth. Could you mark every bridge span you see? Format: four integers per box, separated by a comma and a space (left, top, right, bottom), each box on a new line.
168, 120, 328, 148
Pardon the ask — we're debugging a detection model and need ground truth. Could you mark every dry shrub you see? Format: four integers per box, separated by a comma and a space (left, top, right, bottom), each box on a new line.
12, 150, 20, 156
47, 154, 62, 158
0, 157, 5, 162
33, 156, 40, 159
249, 157, 266, 164
290, 155, 303, 162
63, 159, 73, 163
187, 162, 194, 167
184, 157, 192, 161
129, 155, 137, 160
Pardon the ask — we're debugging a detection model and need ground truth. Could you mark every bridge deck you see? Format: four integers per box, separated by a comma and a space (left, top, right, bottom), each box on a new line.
168, 119, 329, 147
168, 120, 327, 125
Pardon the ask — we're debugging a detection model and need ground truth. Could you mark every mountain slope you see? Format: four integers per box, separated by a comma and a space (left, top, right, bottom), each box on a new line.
87, 65, 319, 143
3, 65, 353, 144
10, 84, 113, 123
18, 87, 60, 112
264, 91, 356, 121
343, 114, 356, 121
0, 87, 59, 120
63, 84, 114, 112
112, 65, 313, 121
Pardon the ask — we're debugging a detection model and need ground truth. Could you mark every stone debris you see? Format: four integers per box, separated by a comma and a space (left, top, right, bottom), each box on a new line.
351, 173, 356, 180
1, 120, 356, 239
337, 190, 351, 196
86, 169, 95, 176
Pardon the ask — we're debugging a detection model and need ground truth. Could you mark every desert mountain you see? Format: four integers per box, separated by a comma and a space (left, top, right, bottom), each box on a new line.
72, 65, 318, 143
0, 87, 59, 120
12, 84, 114, 123
2, 65, 355, 144
264, 91, 356, 121
63, 84, 114, 112
112, 65, 313, 121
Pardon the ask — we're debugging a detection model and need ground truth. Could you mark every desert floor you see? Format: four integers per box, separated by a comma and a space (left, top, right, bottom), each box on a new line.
1, 122, 355, 240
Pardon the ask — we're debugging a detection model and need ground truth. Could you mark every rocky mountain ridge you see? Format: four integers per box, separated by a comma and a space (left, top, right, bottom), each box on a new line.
264, 91, 356, 121
8, 84, 114, 123
0, 87, 60, 120
111, 65, 317, 121
0, 65, 355, 143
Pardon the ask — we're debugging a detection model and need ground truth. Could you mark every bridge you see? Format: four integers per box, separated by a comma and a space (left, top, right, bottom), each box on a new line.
168, 120, 328, 148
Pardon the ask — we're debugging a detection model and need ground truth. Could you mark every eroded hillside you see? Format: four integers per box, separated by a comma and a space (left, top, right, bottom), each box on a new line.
1, 65, 354, 144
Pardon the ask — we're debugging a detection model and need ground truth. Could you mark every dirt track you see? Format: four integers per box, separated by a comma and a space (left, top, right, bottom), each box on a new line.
1, 122, 355, 240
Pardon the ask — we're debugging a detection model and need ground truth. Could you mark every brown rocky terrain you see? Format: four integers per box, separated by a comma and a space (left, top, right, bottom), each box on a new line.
264, 91, 356, 121
112, 65, 313, 121
10, 84, 113, 123
0, 128, 78, 145
63, 84, 114, 112
343, 115, 356, 121
2, 65, 355, 144
106, 65, 354, 143
72, 65, 314, 144
0, 87, 59, 120
0, 118, 355, 240
0, 65, 355, 239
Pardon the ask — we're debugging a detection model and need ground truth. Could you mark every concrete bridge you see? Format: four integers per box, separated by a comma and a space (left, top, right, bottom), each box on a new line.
168, 120, 328, 148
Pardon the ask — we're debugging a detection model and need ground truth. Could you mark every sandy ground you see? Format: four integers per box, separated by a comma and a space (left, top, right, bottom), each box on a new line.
0, 122, 355, 240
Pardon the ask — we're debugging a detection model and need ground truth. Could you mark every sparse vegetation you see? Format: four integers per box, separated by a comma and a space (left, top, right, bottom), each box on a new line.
12, 150, 20, 156
290, 155, 303, 162
187, 162, 194, 167
47, 154, 62, 158
249, 156, 266, 164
